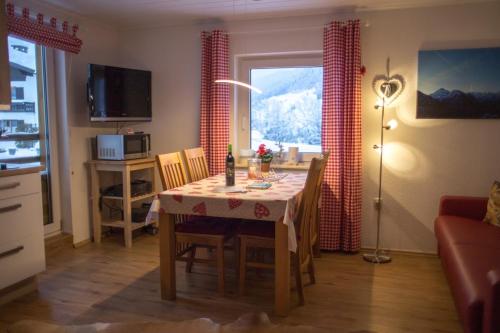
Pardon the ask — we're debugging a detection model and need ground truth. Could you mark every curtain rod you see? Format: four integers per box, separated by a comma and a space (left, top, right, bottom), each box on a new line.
227, 25, 322, 35
226, 21, 368, 36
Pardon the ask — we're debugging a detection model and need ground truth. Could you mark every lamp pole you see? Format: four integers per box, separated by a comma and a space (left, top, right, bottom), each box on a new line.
363, 97, 391, 264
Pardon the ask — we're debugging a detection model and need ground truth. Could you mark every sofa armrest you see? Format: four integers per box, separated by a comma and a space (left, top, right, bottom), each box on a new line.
439, 196, 488, 221
484, 269, 500, 333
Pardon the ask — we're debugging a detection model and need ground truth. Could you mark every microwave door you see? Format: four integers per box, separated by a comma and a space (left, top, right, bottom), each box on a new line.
124, 136, 147, 159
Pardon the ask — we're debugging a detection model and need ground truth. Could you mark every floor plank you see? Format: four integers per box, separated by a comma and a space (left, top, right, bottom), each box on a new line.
0, 232, 462, 333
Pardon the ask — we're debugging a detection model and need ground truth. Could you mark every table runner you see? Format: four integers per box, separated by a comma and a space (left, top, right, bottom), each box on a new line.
156, 172, 307, 252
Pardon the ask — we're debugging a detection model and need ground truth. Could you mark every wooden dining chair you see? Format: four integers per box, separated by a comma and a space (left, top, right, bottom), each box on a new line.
237, 157, 326, 305
311, 151, 330, 257
183, 147, 210, 182
155, 152, 234, 294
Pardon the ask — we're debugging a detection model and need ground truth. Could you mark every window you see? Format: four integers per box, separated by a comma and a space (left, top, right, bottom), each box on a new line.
235, 53, 323, 160
1, 36, 58, 229
11, 87, 24, 100
250, 67, 323, 153
0, 36, 43, 163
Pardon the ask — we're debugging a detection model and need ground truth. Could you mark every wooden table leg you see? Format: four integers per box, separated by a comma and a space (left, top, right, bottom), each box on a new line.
90, 164, 101, 244
275, 217, 290, 316
122, 165, 132, 248
160, 212, 176, 300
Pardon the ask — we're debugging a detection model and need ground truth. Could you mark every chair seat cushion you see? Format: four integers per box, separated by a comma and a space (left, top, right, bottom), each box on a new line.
175, 218, 237, 235
237, 220, 275, 238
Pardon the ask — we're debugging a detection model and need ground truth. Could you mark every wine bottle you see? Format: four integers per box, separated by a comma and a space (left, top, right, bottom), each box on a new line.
226, 144, 235, 186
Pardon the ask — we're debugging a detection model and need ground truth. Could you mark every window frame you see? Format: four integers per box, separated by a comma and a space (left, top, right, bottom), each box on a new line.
233, 52, 323, 162
41, 47, 62, 236
2, 36, 62, 236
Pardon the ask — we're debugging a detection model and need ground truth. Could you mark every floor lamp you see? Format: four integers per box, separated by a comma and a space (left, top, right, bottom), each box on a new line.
363, 94, 398, 264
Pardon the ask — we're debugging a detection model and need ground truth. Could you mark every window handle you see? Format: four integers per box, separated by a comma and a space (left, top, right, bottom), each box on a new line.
0, 182, 21, 191
0, 246, 24, 259
0, 203, 22, 214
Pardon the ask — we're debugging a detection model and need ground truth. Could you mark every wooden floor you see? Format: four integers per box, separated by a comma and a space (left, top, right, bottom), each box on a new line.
0, 232, 462, 333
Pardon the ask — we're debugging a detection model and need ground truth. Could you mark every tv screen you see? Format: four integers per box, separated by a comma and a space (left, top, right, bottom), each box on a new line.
88, 64, 152, 122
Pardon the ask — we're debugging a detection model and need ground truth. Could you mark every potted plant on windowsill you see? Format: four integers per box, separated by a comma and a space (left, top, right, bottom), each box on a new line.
256, 144, 273, 173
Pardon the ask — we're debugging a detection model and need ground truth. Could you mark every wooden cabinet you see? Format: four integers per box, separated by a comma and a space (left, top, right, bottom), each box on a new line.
0, 0, 10, 110
0, 172, 45, 290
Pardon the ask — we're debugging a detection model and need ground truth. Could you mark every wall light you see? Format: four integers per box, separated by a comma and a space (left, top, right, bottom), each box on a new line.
384, 119, 398, 130
364, 93, 392, 264
363, 60, 405, 265
374, 97, 385, 109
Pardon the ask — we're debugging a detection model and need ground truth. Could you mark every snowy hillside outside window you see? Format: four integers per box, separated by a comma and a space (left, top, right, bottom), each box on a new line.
250, 67, 323, 153
0, 36, 42, 162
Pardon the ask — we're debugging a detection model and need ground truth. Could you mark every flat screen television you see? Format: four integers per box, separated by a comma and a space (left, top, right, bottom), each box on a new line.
87, 64, 152, 122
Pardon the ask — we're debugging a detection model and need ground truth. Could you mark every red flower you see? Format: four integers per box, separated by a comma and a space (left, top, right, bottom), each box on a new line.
256, 143, 273, 162
257, 144, 267, 156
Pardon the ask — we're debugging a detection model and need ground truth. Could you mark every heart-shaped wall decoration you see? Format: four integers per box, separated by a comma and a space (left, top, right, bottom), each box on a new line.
372, 74, 406, 105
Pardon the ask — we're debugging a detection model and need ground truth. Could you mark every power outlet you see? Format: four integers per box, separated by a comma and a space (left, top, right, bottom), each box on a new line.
373, 197, 382, 209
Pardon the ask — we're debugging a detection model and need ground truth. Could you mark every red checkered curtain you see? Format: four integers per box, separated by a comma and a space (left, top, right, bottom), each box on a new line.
320, 20, 362, 252
5, 3, 82, 54
200, 30, 230, 175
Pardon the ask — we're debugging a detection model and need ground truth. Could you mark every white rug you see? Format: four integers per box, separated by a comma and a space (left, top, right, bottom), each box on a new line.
8, 313, 330, 333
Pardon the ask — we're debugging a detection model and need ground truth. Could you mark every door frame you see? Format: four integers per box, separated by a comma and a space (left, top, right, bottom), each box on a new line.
40, 47, 62, 237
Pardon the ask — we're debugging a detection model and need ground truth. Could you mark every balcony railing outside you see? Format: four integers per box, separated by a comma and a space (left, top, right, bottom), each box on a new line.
10, 102, 36, 113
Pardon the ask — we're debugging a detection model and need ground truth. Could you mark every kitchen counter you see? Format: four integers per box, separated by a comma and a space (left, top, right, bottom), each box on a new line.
0, 163, 44, 177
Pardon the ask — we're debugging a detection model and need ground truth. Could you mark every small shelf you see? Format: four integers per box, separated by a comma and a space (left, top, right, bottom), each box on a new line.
102, 220, 149, 231
89, 158, 157, 248
102, 192, 157, 202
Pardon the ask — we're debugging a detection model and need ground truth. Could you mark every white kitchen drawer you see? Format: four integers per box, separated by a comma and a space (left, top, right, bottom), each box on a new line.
0, 173, 41, 200
0, 232, 45, 289
0, 192, 43, 245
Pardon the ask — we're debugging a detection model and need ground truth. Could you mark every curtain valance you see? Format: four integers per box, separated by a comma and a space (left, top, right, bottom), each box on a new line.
6, 3, 82, 54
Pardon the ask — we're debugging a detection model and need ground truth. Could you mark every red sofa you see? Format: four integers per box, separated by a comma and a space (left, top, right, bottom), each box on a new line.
435, 196, 500, 333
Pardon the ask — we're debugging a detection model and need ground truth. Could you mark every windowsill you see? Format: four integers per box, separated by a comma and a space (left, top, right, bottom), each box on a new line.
0, 162, 44, 177
236, 162, 310, 171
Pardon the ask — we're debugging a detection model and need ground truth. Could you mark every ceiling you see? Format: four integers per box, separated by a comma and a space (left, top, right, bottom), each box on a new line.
39, 0, 495, 28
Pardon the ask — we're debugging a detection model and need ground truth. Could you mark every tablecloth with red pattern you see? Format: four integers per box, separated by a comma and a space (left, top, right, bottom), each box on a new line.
157, 172, 307, 252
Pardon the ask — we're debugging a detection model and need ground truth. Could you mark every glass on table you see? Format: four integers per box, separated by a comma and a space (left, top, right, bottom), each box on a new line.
247, 158, 261, 180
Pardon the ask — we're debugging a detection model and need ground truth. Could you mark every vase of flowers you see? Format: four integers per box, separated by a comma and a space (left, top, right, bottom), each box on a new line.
256, 144, 273, 173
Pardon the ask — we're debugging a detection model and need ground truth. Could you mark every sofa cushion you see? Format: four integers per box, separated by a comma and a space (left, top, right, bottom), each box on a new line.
440, 243, 500, 333
484, 181, 500, 227
435, 215, 500, 249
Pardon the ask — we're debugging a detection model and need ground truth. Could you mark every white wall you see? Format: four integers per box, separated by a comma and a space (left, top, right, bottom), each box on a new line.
360, 3, 500, 253
116, 1, 500, 253
65, 23, 119, 245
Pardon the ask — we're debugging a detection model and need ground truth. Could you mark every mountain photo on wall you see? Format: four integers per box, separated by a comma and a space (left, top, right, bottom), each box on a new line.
417, 47, 500, 119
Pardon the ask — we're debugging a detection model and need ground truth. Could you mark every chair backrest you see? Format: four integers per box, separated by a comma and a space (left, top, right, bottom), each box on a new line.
296, 156, 326, 262
310, 151, 330, 244
183, 147, 210, 182
156, 152, 188, 190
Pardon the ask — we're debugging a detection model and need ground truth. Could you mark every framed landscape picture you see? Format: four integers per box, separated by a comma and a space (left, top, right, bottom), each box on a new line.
417, 47, 500, 119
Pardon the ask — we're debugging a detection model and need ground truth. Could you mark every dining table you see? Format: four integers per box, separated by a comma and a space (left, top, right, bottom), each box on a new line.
157, 171, 307, 316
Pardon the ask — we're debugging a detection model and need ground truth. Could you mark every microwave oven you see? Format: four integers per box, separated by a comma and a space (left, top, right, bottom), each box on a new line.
97, 134, 150, 160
